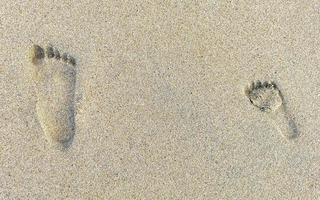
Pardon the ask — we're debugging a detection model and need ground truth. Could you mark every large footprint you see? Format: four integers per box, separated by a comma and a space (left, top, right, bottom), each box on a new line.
30, 44, 76, 148
245, 81, 299, 140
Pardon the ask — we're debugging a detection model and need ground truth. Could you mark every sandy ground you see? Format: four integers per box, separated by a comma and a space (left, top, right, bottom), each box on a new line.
1, 0, 320, 199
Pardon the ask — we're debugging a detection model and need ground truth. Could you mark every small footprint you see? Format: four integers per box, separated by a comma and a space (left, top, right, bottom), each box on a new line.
30, 44, 76, 148
245, 81, 298, 140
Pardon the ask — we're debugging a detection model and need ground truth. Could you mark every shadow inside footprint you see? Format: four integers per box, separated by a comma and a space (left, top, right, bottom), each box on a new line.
245, 81, 283, 112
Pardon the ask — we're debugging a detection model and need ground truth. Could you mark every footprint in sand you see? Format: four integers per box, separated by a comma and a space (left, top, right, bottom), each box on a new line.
30, 44, 76, 148
245, 81, 299, 140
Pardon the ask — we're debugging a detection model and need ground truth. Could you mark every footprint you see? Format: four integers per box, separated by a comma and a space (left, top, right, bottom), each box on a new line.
30, 44, 76, 148
245, 81, 298, 140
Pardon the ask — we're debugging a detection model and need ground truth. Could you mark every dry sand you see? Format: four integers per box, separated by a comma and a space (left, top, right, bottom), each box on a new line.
0, 0, 320, 199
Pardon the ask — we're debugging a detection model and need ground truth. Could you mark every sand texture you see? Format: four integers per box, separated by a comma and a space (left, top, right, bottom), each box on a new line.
0, 0, 320, 199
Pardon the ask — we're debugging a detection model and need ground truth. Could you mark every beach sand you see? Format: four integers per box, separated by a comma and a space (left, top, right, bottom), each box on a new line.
0, 0, 320, 199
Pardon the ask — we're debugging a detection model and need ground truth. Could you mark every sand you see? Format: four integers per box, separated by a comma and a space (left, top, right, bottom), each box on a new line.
0, 0, 320, 199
